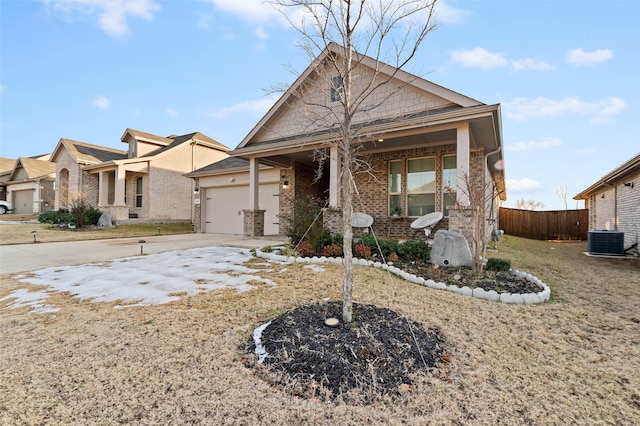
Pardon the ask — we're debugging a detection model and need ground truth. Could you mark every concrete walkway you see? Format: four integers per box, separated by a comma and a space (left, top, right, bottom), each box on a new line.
0, 234, 287, 274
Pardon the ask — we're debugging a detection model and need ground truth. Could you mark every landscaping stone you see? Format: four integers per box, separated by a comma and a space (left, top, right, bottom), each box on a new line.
430, 230, 473, 267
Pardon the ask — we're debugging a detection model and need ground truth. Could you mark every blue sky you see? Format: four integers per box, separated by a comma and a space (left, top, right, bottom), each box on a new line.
1, 0, 638, 210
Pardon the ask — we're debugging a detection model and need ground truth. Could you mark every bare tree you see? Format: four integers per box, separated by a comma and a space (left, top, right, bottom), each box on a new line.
514, 198, 545, 211
270, 0, 439, 322
556, 184, 568, 210
447, 172, 500, 273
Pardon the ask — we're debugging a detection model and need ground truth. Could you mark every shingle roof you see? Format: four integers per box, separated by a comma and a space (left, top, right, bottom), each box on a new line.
61, 139, 128, 164
12, 157, 56, 180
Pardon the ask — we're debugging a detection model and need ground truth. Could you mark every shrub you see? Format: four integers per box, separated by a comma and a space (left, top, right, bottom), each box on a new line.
486, 258, 511, 272
38, 209, 73, 225
297, 240, 316, 257
279, 195, 328, 252
322, 243, 343, 257
85, 205, 102, 226
377, 238, 400, 259
354, 244, 372, 259
388, 252, 399, 263
397, 239, 430, 262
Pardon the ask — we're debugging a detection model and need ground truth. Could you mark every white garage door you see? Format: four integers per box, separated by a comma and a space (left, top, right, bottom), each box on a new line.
13, 190, 34, 214
204, 183, 280, 235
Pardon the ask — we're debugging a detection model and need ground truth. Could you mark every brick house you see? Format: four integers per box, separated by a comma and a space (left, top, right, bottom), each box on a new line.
5, 156, 56, 215
51, 129, 230, 223
50, 138, 128, 211
574, 152, 640, 251
193, 44, 506, 242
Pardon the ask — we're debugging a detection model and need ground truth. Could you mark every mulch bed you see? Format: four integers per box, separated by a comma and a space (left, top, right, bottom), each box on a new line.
395, 262, 542, 294
245, 301, 446, 405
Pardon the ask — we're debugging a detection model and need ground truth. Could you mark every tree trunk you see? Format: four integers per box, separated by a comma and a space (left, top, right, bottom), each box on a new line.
341, 145, 354, 323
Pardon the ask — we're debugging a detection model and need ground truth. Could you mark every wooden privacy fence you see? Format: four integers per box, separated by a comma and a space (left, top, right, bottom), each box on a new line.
498, 207, 589, 240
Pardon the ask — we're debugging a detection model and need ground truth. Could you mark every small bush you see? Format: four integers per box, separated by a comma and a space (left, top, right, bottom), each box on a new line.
354, 244, 372, 259
397, 239, 430, 262
486, 258, 511, 272
297, 240, 316, 257
357, 235, 399, 259
86, 206, 102, 226
322, 243, 343, 257
38, 209, 73, 225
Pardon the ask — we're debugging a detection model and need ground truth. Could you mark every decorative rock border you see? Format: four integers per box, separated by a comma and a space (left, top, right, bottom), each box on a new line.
255, 248, 551, 304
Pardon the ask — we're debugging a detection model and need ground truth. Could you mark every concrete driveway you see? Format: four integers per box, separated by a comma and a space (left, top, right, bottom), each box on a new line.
0, 233, 286, 274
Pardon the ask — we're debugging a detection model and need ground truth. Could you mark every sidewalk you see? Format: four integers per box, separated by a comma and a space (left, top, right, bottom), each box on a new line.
0, 233, 287, 274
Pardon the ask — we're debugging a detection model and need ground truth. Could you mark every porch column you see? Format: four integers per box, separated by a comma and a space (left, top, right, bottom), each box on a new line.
244, 157, 264, 237
114, 165, 126, 205
249, 157, 259, 209
329, 146, 340, 207
98, 171, 106, 206
456, 123, 470, 206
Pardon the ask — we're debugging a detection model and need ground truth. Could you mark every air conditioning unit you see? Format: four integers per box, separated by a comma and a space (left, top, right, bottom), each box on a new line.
587, 230, 624, 256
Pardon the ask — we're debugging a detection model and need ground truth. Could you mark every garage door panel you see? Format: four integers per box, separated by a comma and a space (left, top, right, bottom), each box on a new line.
205, 183, 279, 235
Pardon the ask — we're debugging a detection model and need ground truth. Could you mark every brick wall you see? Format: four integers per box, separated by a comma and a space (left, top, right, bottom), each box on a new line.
589, 170, 640, 249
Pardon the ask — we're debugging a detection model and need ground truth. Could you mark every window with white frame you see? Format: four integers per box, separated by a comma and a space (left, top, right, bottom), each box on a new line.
388, 160, 402, 215
407, 157, 436, 216
135, 177, 143, 208
442, 155, 457, 216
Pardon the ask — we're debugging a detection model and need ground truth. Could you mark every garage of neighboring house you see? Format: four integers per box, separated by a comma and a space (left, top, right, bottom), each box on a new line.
12, 189, 35, 214
186, 157, 282, 236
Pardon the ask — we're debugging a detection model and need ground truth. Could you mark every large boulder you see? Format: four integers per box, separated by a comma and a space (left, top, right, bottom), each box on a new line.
97, 212, 113, 228
430, 230, 472, 267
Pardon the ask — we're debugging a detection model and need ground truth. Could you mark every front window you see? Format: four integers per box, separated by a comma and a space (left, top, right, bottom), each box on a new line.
442, 155, 457, 216
135, 177, 143, 208
389, 160, 402, 215
407, 157, 435, 216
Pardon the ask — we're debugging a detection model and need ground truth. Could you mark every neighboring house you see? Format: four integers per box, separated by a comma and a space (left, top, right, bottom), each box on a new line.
574, 152, 640, 251
186, 157, 281, 235
50, 139, 128, 210
5, 156, 56, 214
60, 129, 230, 223
207, 44, 505, 242
0, 157, 17, 201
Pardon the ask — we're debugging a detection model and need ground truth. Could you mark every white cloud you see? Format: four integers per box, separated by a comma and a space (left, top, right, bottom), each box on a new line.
254, 26, 269, 40
165, 108, 178, 117
504, 96, 627, 122
204, 96, 279, 119
507, 137, 562, 153
450, 47, 508, 70
567, 48, 613, 66
206, 0, 283, 24
435, 1, 467, 24
42, 0, 161, 37
93, 95, 109, 109
511, 58, 554, 72
506, 178, 544, 193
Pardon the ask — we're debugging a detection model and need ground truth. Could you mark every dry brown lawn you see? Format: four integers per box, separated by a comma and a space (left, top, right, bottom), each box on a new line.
0, 214, 193, 245
1, 231, 639, 425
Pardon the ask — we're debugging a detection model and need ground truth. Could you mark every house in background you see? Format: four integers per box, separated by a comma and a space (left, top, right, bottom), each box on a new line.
5, 155, 56, 215
50, 138, 128, 211
208, 43, 505, 242
63, 129, 230, 223
0, 158, 17, 202
574, 152, 640, 251
185, 157, 281, 235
